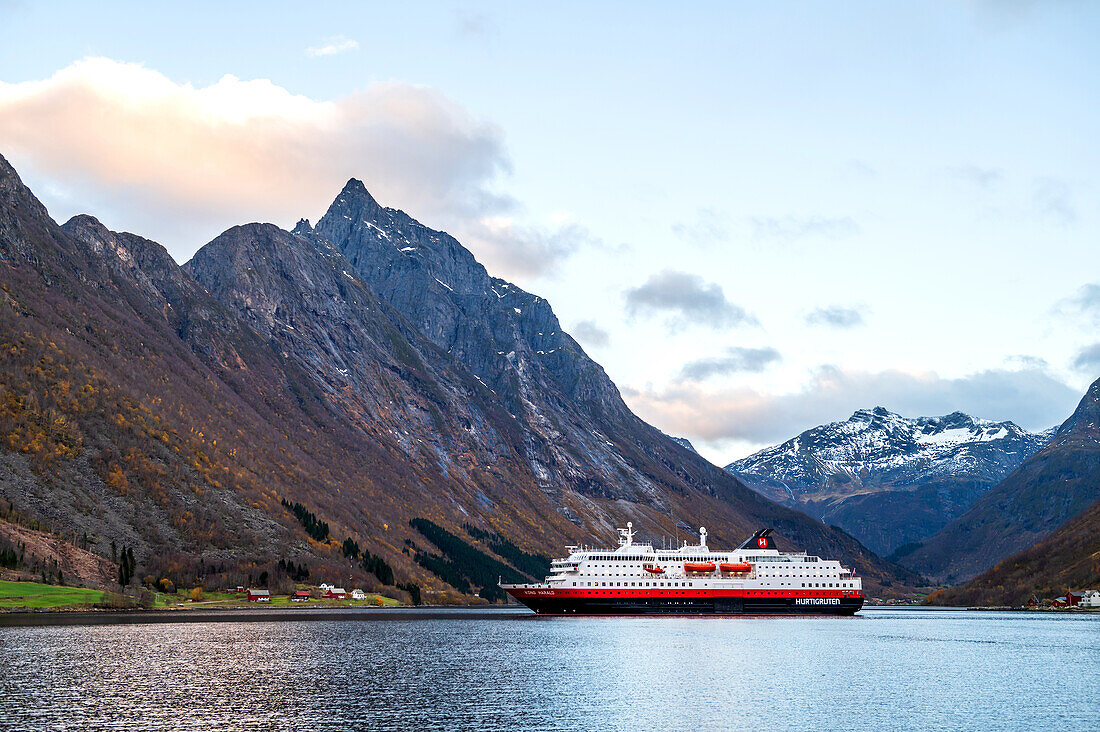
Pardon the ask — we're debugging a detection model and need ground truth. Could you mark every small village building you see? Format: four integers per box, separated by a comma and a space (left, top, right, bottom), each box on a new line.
1079, 590, 1100, 608
351, 589, 366, 600
247, 589, 271, 602
324, 587, 347, 599
1066, 591, 1085, 607
1052, 596, 1068, 607
290, 591, 310, 602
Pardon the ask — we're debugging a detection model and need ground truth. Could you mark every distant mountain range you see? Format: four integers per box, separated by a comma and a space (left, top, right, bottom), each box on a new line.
907, 377, 1100, 586
726, 407, 1052, 556
0, 154, 915, 597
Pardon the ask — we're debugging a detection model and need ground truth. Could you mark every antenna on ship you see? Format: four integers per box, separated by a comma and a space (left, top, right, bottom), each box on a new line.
617, 521, 635, 548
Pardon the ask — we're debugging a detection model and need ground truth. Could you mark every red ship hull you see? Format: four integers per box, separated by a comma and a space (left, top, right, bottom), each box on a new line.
506, 587, 864, 616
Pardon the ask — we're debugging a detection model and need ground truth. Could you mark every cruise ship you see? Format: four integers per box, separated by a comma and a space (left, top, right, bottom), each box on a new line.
501, 524, 864, 615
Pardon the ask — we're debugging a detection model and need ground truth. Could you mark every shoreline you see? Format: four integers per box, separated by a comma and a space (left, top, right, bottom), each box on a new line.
0, 605, 529, 627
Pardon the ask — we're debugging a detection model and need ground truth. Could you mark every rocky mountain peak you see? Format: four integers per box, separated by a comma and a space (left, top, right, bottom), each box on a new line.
1056, 376, 1100, 440
725, 407, 1053, 556
61, 214, 112, 250
0, 153, 53, 249
326, 177, 383, 221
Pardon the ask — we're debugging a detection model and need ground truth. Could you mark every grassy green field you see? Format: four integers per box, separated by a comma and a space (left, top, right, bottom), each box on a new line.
0, 580, 105, 609
0, 580, 404, 610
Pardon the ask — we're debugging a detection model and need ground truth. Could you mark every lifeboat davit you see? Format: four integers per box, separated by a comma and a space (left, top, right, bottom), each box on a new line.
644, 565, 665, 574
683, 561, 717, 573
720, 562, 752, 573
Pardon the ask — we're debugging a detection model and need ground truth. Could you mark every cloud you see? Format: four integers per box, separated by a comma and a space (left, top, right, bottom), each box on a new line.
1072, 344, 1100, 375
804, 305, 866, 329
624, 364, 1078, 446
306, 36, 359, 57
571, 320, 610, 349
671, 208, 730, 246
1032, 177, 1076, 225
455, 10, 497, 39
624, 270, 756, 329
749, 215, 858, 242
0, 57, 587, 280
470, 218, 598, 279
1005, 354, 1048, 369
948, 164, 1004, 188
1055, 283, 1100, 324
679, 347, 781, 380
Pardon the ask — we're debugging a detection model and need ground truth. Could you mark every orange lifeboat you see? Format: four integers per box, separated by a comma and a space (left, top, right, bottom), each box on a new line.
644, 565, 665, 575
720, 562, 752, 573
683, 561, 717, 573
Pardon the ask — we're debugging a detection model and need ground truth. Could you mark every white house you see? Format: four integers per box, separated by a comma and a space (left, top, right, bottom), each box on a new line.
351, 589, 366, 600
1080, 590, 1100, 608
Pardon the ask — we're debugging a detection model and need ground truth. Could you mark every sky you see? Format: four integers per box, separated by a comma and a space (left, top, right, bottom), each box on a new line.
1, 1, 1098, 465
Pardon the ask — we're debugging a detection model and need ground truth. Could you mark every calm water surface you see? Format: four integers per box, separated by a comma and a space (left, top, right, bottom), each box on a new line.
0, 608, 1096, 730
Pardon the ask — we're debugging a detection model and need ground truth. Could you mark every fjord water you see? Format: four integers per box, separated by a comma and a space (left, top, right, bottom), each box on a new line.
1, 608, 1095, 730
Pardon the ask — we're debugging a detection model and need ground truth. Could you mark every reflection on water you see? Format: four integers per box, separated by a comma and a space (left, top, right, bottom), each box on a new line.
1, 608, 1097, 730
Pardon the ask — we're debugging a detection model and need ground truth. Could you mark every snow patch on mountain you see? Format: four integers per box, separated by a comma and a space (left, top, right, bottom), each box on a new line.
726, 406, 1052, 491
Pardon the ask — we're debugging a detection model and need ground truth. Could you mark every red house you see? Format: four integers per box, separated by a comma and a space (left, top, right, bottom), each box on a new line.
291, 591, 310, 602
246, 589, 270, 602
324, 587, 347, 599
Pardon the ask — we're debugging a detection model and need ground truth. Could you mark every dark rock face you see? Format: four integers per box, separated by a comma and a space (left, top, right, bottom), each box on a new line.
904, 379, 1100, 583
183, 223, 528, 495
310, 180, 703, 504
726, 408, 1051, 556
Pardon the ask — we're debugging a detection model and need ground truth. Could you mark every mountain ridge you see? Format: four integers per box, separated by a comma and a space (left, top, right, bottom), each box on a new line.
725, 406, 1052, 555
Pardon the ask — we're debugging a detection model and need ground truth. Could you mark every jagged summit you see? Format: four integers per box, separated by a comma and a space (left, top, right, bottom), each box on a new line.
725, 407, 1052, 556
1056, 377, 1100, 440
326, 177, 383, 218
728, 406, 1046, 487
0, 152, 51, 226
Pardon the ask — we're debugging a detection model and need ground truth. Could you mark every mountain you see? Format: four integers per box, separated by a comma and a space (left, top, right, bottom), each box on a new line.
668, 436, 700, 455
923, 497, 1100, 606
726, 407, 1051, 556
0, 153, 916, 596
902, 378, 1100, 583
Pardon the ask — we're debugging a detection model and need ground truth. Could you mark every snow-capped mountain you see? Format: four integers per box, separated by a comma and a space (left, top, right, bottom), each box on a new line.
725, 407, 1053, 556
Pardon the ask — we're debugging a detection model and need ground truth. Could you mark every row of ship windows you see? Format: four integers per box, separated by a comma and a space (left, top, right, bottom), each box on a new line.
570, 581, 855, 589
